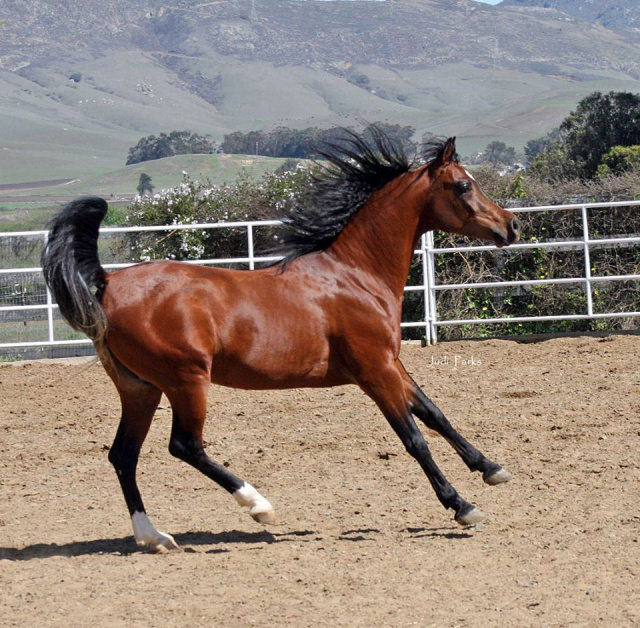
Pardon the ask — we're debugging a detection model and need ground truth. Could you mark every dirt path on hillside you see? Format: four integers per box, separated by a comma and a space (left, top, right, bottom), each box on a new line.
1, 336, 639, 627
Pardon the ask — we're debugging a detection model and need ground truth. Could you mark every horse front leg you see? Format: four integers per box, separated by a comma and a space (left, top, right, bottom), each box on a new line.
358, 361, 485, 526
407, 377, 513, 486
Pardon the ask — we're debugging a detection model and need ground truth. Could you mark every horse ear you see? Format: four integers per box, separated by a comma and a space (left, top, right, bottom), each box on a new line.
430, 137, 457, 171
442, 137, 457, 163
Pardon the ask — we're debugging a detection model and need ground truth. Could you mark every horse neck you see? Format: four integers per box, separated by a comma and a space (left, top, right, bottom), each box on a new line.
326, 172, 429, 297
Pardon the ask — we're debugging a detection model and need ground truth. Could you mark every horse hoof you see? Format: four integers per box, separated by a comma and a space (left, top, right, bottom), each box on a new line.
455, 507, 486, 526
484, 467, 513, 485
153, 538, 182, 554
137, 534, 181, 553
132, 512, 181, 552
251, 508, 279, 525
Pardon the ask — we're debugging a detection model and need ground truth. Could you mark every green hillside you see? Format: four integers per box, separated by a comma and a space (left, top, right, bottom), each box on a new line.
52, 153, 291, 197
1, 0, 639, 185
0, 153, 291, 231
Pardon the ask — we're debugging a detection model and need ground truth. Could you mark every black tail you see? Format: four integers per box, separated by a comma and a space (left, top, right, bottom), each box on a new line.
42, 197, 109, 342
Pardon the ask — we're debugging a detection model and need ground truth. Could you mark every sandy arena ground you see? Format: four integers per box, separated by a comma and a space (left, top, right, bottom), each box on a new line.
1, 336, 639, 627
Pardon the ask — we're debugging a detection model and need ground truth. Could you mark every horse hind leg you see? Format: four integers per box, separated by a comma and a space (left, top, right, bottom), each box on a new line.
409, 382, 513, 486
166, 382, 277, 525
107, 366, 179, 552
358, 360, 485, 526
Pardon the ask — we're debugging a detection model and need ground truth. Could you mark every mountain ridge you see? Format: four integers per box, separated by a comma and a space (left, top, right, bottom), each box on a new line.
0, 0, 639, 182
3, 1, 639, 73
500, 0, 640, 33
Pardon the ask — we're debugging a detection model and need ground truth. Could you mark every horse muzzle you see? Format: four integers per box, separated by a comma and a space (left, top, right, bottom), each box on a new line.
493, 216, 521, 248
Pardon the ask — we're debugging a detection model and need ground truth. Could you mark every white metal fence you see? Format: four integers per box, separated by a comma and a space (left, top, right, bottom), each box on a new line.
0, 200, 638, 357
419, 200, 640, 344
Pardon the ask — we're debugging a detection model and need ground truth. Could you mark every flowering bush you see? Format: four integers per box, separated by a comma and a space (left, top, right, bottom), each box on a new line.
121, 166, 312, 265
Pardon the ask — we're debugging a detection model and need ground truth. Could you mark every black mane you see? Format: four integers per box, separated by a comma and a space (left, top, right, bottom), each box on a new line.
278, 127, 448, 264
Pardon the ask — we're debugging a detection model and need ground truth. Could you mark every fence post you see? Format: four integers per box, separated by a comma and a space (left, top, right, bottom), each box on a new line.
581, 205, 594, 317
247, 224, 255, 270
43, 232, 55, 343
425, 231, 438, 344
420, 235, 431, 345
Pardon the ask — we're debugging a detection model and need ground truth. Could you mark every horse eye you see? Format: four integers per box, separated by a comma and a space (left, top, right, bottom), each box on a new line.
456, 180, 472, 195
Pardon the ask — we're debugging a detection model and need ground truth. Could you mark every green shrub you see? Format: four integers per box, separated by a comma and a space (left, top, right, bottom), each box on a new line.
121, 167, 312, 265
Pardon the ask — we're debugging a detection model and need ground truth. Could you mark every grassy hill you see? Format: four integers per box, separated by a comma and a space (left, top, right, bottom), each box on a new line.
46, 153, 291, 198
0, 0, 639, 185
0, 153, 290, 231
2, 54, 637, 187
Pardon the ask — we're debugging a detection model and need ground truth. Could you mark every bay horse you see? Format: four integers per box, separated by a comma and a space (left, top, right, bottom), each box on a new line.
42, 130, 521, 552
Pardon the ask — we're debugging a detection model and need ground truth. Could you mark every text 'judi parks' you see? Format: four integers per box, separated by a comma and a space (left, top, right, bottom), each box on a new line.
429, 355, 482, 368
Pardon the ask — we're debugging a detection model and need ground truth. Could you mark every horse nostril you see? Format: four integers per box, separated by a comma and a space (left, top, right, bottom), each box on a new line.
511, 217, 522, 234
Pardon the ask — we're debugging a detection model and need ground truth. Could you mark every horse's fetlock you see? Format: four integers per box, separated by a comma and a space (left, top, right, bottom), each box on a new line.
442, 485, 459, 507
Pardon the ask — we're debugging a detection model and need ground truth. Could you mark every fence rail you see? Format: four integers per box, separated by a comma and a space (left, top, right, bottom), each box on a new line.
420, 200, 640, 344
0, 200, 638, 357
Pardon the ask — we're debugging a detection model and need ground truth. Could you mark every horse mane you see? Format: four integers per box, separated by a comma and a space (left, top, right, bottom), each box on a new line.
277, 126, 448, 264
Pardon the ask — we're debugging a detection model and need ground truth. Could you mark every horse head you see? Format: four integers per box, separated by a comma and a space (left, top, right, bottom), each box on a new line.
422, 137, 521, 247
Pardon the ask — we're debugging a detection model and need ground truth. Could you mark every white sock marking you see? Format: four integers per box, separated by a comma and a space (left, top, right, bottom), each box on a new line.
131, 511, 177, 550
233, 482, 274, 518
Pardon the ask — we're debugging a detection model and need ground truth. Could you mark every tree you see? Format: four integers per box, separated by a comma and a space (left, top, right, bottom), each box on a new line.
362, 123, 417, 157
561, 91, 640, 179
528, 140, 575, 181
221, 130, 269, 156
221, 123, 417, 160
596, 145, 640, 177
137, 173, 154, 196
483, 141, 516, 167
530, 91, 640, 180
421, 131, 437, 146
126, 131, 216, 165
524, 128, 561, 162
349, 73, 371, 88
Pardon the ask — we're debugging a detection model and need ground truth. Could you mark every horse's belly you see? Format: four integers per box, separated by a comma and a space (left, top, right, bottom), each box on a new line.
209, 346, 350, 390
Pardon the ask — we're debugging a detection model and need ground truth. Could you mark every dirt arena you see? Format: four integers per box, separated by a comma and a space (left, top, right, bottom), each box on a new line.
1, 335, 638, 627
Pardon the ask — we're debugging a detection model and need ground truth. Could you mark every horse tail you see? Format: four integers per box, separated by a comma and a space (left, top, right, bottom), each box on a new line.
42, 197, 109, 350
